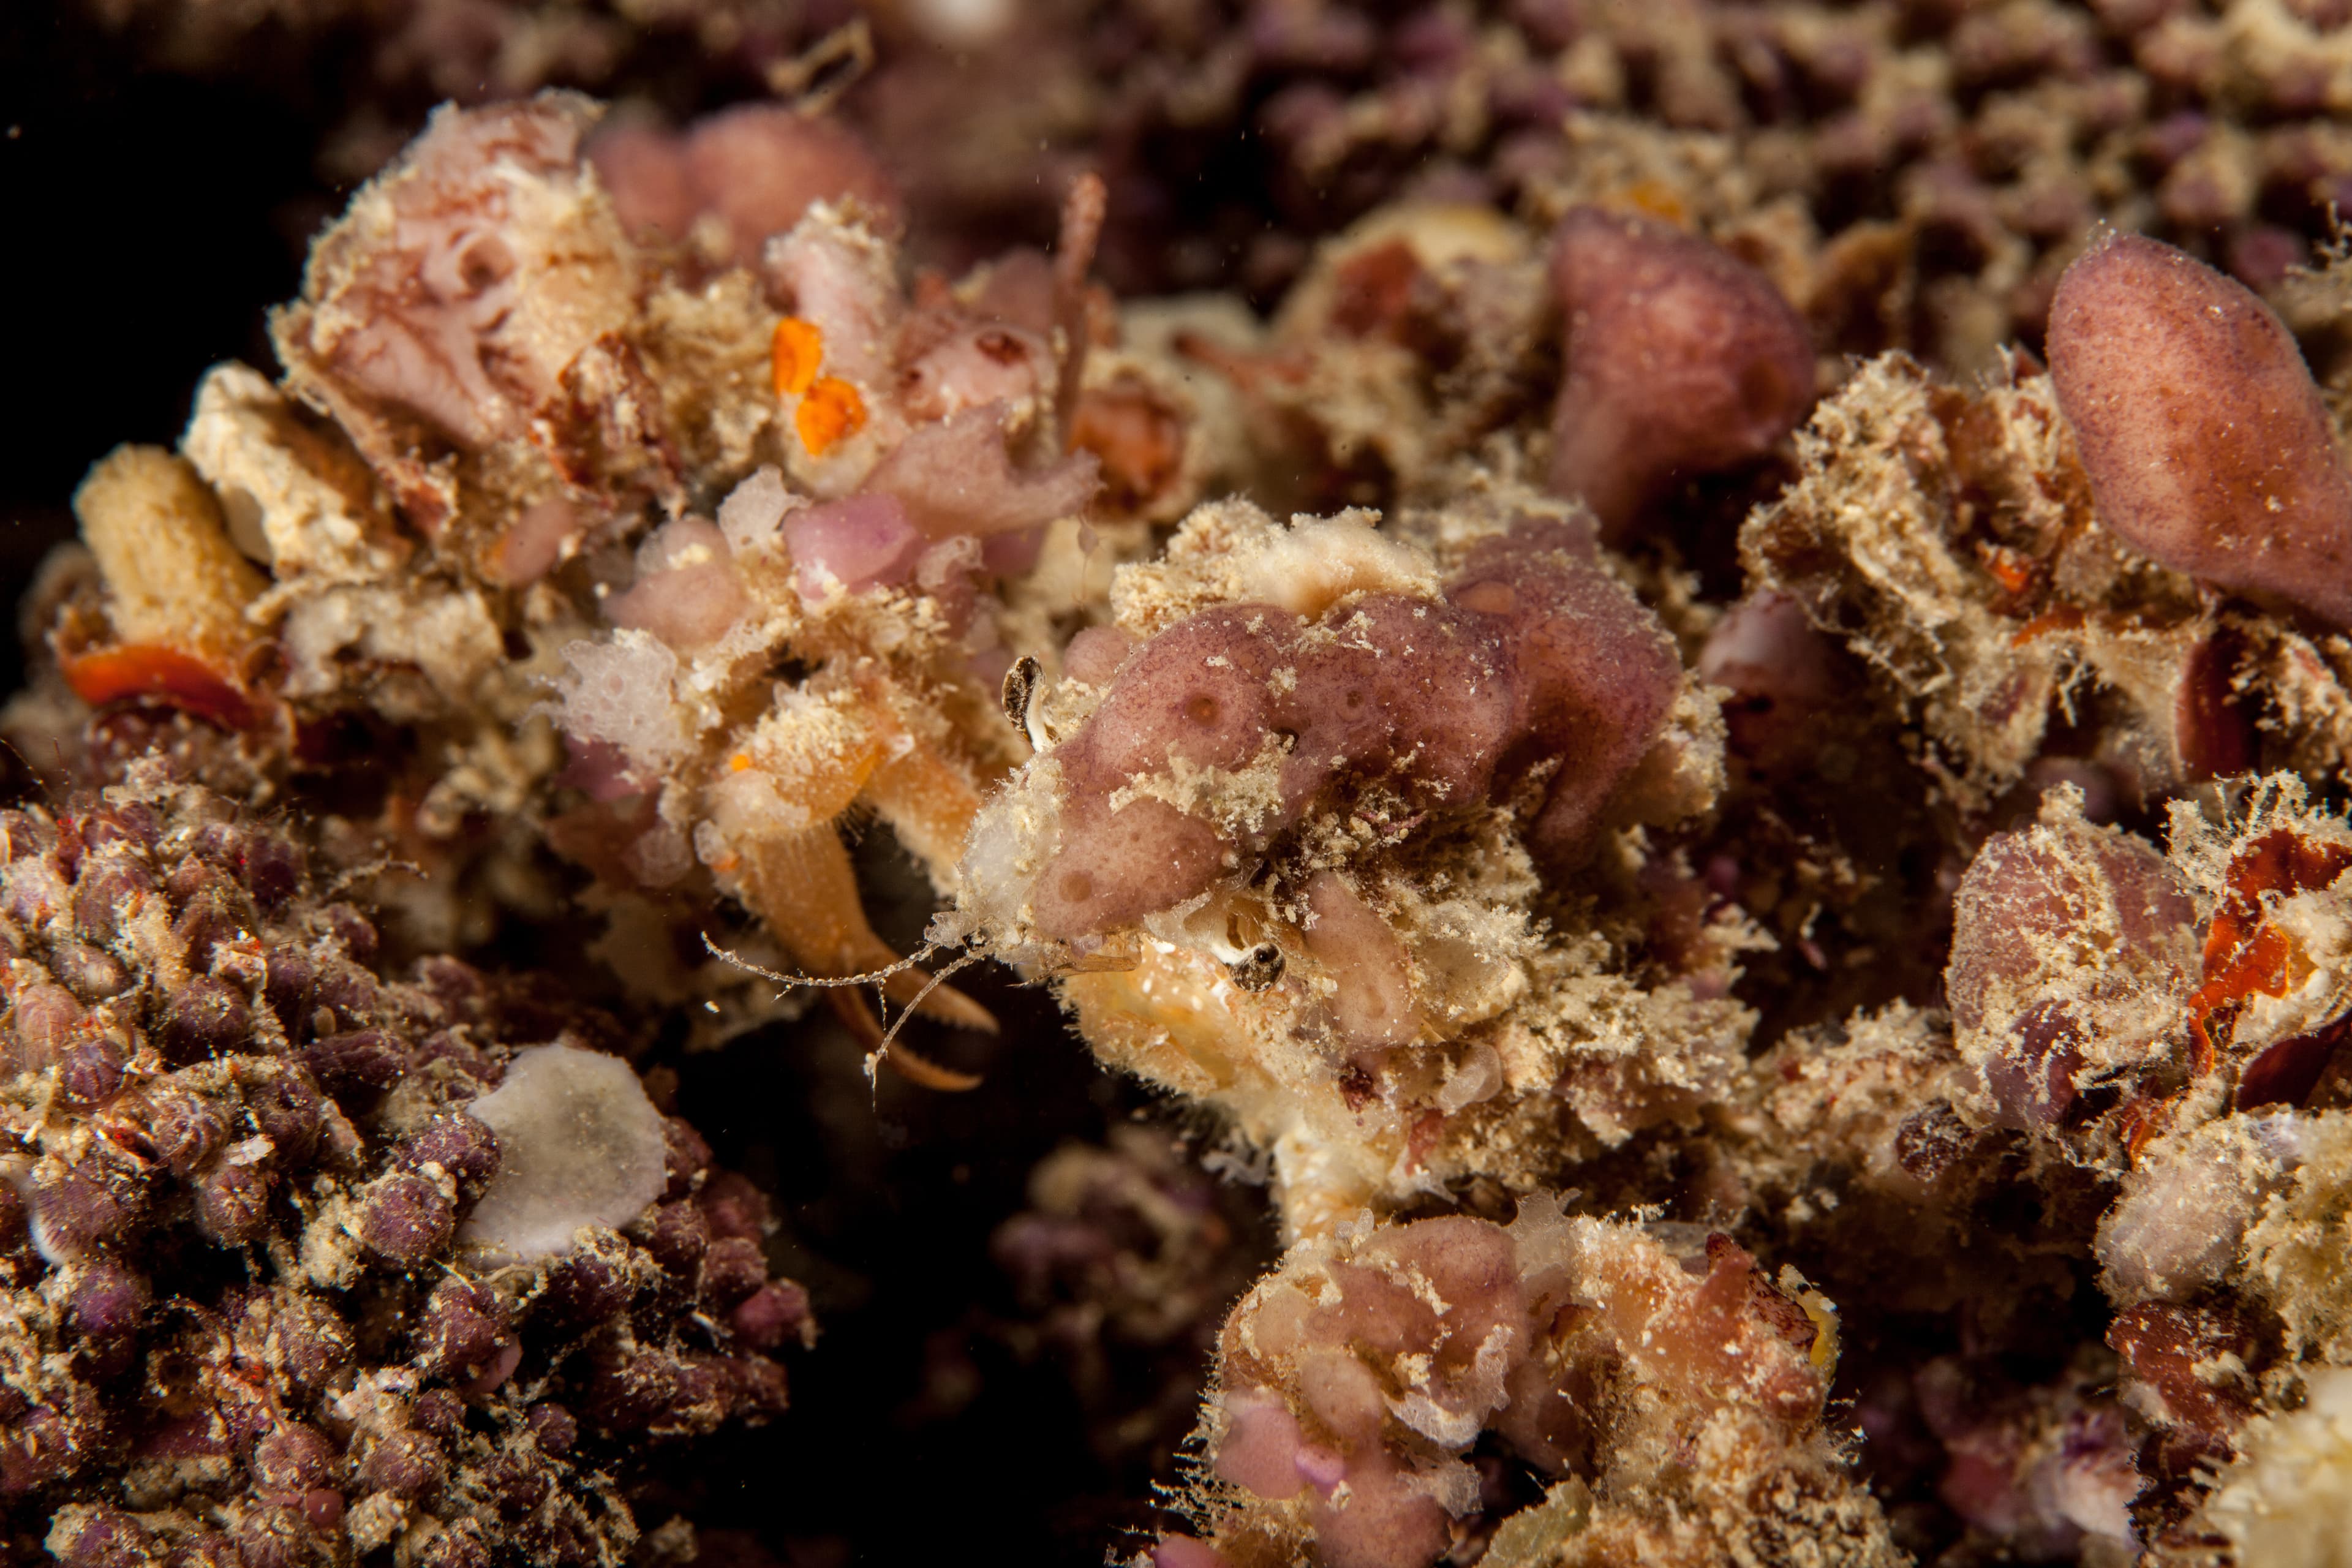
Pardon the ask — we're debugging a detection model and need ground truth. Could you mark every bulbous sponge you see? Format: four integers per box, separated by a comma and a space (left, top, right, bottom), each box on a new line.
1546, 208, 1816, 538
2048, 232, 2352, 627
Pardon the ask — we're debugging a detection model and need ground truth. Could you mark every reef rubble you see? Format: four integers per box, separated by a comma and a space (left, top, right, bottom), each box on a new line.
18, 9, 2352, 1563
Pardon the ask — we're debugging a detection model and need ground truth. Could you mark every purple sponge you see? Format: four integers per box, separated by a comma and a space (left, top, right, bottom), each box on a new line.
1547, 208, 1816, 539
1027, 518, 1683, 939
2048, 232, 2352, 627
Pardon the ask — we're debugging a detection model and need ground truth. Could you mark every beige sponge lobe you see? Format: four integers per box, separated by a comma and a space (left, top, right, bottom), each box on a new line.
72, 443, 266, 660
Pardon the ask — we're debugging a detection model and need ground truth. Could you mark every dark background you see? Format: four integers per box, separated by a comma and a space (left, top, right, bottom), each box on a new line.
0, 8, 317, 691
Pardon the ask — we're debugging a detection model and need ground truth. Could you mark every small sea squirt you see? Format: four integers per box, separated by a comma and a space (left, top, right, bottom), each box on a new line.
2047, 232, 2352, 627
271, 92, 637, 540
456, 1042, 670, 1264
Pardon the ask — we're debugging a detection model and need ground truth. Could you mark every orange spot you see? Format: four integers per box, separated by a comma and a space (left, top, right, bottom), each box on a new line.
62, 644, 257, 729
1619, 179, 1691, 225
2116, 1095, 2171, 1161
2192, 924, 2309, 1016
2008, 605, 2085, 647
796, 376, 867, 456
772, 317, 824, 399
712, 853, 741, 875
2185, 827, 2352, 1069
729, 753, 754, 772
2201, 829, 2352, 986
1979, 543, 2037, 595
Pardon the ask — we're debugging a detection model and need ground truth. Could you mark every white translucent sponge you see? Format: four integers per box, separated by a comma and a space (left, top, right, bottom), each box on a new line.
2203, 1366, 2352, 1567
458, 1042, 669, 1264
550, 630, 689, 768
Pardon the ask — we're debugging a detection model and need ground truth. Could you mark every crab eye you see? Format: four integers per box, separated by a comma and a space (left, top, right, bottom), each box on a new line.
1229, 943, 1286, 992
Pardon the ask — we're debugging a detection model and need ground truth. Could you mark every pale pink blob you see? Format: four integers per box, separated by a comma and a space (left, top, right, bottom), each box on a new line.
589, 105, 899, 267
606, 519, 750, 649
497, 496, 587, 586
783, 494, 926, 598
1213, 1389, 1309, 1499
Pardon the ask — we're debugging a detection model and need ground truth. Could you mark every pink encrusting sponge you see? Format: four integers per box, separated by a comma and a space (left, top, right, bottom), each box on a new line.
1019, 516, 1684, 941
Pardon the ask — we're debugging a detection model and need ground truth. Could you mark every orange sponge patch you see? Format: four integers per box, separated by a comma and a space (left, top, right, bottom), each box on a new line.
796, 376, 868, 456
771, 317, 824, 399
